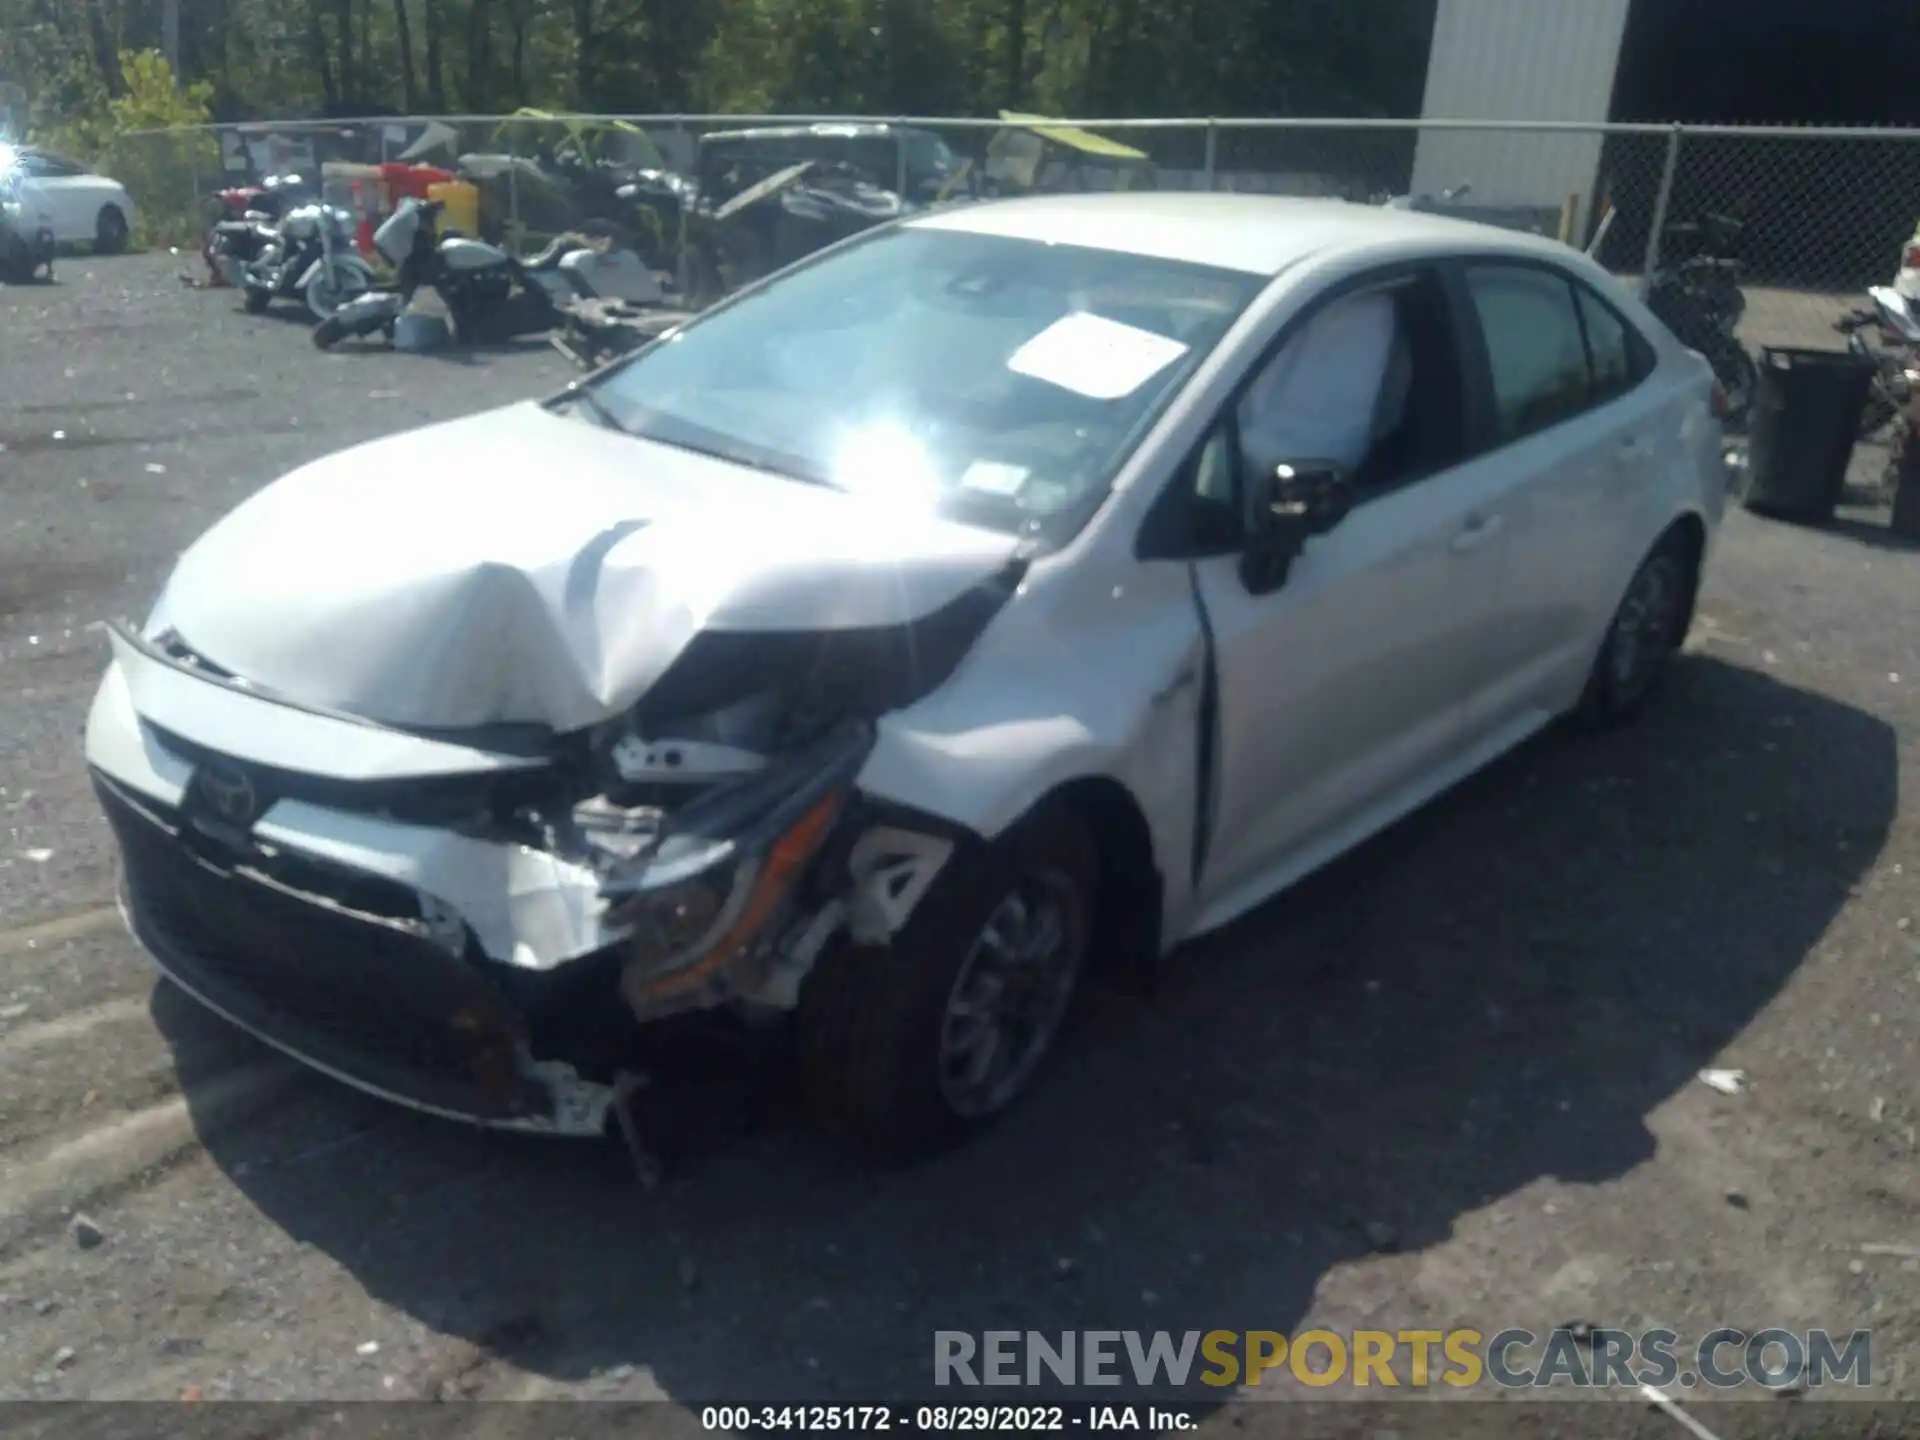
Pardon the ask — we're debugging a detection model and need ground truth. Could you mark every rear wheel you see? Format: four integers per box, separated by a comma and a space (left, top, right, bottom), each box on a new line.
94, 205, 129, 255
312, 315, 347, 350
798, 807, 1097, 1160
1577, 529, 1697, 726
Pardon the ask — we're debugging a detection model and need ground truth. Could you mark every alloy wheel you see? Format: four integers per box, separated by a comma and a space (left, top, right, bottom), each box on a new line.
1608, 552, 1682, 703
936, 871, 1085, 1119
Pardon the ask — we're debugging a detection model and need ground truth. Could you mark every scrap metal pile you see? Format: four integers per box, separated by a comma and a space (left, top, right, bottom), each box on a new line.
193, 112, 1161, 368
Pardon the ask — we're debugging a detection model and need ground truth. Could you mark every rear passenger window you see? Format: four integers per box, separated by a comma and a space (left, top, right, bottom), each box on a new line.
1465, 266, 1592, 441
1574, 283, 1648, 400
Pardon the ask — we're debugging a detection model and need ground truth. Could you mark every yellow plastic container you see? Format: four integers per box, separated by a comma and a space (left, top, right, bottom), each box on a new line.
427, 180, 481, 237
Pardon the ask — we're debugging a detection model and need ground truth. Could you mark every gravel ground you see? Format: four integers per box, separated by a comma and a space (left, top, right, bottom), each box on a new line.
0, 254, 1916, 1427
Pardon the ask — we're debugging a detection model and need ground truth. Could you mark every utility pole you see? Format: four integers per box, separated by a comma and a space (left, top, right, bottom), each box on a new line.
162, 0, 181, 72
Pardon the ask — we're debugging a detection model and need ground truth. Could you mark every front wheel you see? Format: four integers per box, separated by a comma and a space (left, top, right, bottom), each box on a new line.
94, 205, 129, 255
312, 315, 347, 350
797, 807, 1098, 1160
242, 283, 273, 314
305, 266, 370, 320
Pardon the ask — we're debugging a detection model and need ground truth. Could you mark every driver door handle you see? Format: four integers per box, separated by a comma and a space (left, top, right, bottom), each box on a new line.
1449, 512, 1504, 555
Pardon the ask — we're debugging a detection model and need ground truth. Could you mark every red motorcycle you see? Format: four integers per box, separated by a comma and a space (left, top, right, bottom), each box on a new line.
202, 174, 312, 285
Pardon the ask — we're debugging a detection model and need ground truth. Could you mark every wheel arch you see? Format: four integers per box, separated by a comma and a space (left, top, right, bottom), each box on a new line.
1027, 775, 1164, 973
843, 770, 1168, 975
1665, 507, 1709, 638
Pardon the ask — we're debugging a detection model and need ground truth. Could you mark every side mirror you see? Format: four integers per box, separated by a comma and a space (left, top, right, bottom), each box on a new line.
1239, 459, 1353, 595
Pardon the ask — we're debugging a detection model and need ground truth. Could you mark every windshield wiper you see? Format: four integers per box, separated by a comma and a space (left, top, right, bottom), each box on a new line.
642, 427, 841, 491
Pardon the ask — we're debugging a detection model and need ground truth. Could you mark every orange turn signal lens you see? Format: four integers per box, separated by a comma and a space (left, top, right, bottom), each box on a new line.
631, 789, 846, 1003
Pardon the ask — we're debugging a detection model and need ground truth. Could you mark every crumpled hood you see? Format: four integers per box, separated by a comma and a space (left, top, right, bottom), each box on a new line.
158, 401, 1022, 733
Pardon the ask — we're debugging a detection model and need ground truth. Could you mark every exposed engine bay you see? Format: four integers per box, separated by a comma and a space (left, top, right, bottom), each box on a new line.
82, 397, 1039, 1142
87, 500, 1024, 1140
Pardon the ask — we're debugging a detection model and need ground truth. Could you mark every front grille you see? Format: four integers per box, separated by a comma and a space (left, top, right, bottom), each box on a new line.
148, 723, 567, 839
96, 773, 551, 1122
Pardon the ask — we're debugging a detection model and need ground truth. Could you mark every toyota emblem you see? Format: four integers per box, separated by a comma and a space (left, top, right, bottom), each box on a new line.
197, 761, 259, 825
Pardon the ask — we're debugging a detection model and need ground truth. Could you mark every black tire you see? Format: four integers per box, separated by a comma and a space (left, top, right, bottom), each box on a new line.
94, 205, 129, 255
312, 315, 347, 350
242, 284, 273, 315
1576, 529, 1698, 727
797, 806, 1098, 1160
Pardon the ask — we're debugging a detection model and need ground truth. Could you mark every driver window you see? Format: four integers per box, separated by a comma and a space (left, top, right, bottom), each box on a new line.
1237, 286, 1402, 485
1145, 266, 1469, 560
1234, 269, 1464, 504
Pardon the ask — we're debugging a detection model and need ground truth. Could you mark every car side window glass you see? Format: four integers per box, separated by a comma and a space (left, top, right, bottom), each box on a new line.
1574, 283, 1645, 400
1144, 268, 1469, 560
1193, 425, 1235, 504
1237, 288, 1399, 483
1235, 272, 1465, 497
1466, 265, 1593, 441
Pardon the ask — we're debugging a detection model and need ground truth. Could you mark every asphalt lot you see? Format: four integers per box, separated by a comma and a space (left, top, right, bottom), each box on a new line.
0, 253, 1916, 1425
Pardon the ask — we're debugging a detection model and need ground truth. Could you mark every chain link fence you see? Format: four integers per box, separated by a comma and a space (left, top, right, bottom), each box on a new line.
97, 113, 1920, 351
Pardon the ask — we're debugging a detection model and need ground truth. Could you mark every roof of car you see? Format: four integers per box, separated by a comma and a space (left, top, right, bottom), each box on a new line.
909, 192, 1576, 277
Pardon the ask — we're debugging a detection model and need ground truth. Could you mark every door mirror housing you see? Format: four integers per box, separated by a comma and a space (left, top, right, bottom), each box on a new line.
1239, 459, 1354, 594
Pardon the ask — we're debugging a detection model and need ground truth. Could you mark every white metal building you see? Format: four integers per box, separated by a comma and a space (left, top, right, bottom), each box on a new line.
1410, 0, 1633, 232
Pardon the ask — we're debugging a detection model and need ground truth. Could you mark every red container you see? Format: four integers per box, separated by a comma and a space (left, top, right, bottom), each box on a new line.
378, 163, 455, 205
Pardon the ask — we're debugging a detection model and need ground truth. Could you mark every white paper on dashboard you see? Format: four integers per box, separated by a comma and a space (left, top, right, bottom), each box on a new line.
1006, 311, 1190, 401
958, 460, 1031, 496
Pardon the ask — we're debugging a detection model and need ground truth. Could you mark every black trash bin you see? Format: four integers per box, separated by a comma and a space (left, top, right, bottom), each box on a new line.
1742, 345, 1876, 523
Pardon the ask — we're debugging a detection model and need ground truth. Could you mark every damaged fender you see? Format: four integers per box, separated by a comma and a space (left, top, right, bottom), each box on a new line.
850, 555, 1210, 953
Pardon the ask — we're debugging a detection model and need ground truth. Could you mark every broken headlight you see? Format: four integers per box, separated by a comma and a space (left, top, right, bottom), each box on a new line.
572, 721, 874, 1005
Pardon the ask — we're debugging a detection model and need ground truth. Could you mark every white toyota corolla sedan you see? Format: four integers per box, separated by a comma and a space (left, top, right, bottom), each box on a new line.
86, 194, 1726, 1158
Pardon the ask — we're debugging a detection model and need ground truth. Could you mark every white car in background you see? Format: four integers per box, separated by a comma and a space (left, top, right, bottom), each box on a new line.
6, 147, 136, 251
85, 194, 1727, 1160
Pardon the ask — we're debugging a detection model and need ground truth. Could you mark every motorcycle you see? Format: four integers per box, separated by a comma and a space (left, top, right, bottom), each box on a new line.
1644, 212, 1757, 425
0, 169, 55, 284
315, 198, 662, 349
238, 199, 375, 321
202, 172, 312, 286
1835, 284, 1920, 439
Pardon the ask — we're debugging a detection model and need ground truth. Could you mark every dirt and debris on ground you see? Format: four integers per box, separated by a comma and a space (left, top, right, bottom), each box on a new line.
0, 254, 1915, 1422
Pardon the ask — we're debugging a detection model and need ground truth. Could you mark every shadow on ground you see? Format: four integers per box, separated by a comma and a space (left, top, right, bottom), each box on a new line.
156, 653, 1897, 1405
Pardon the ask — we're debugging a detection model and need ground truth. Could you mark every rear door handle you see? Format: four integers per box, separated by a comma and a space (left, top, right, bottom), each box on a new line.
1449, 512, 1504, 554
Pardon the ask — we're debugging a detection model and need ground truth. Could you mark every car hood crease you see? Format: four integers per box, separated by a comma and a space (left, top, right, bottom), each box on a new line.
157, 401, 1023, 734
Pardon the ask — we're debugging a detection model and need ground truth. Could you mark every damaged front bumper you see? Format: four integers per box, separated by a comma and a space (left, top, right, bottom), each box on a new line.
87, 626, 909, 1136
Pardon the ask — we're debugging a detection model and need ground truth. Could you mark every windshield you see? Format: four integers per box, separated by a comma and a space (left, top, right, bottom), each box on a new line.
582, 225, 1262, 542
